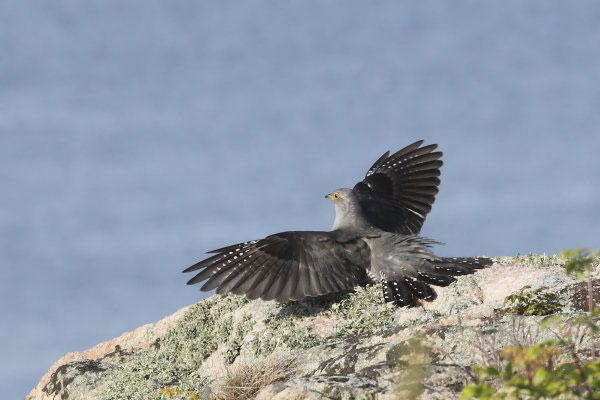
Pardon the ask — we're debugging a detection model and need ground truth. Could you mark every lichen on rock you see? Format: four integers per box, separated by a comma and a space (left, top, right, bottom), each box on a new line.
28, 254, 600, 400
99, 294, 248, 399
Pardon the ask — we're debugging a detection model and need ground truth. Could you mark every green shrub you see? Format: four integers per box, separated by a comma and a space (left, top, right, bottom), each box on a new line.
462, 248, 600, 400
503, 286, 561, 316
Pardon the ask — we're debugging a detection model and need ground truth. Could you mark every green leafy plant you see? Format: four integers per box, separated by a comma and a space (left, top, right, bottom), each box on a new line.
562, 248, 600, 359
461, 340, 600, 399
461, 249, 600, 400
562, 248, 600, 280
503, 286, 561, 316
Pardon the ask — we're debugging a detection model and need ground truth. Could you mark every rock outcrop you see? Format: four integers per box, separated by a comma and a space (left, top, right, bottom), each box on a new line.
28, 255, 599, 400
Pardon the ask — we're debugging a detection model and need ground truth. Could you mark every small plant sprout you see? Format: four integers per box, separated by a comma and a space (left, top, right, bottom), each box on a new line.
561, 248, 600, 359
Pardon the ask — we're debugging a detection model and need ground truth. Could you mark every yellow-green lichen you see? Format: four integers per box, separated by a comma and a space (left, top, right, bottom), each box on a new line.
100, 294, 248, 400
251, 311, 326, 356
495, 253, 566, 268
388, 339, 433, 399
250, 285, 395, 356
224, 315, 254, 364
329, 285, 395, 337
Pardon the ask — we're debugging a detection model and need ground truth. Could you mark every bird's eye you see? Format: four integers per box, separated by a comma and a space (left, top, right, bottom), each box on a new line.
333, 192, 341, 200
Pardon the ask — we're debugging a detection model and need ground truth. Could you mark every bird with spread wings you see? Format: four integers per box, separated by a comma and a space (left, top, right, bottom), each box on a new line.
184, 141, 491, 307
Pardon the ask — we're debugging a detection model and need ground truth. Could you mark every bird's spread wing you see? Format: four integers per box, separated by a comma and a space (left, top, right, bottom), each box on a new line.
183, 231, 370, 302
353, 140, 442, 234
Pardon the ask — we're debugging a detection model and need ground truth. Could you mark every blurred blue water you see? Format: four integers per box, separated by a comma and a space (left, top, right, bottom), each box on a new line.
2, 1, 600, 398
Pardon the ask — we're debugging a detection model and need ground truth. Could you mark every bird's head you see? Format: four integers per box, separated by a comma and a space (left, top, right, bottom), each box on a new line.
325, 188, 366, 230
325, 187, 359, 216
325, 187, 354, 203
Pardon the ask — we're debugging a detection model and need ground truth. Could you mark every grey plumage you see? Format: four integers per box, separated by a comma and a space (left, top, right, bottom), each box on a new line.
184, 140, 492, 307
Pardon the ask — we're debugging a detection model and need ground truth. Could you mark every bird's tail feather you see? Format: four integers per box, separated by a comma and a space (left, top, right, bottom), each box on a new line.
414, 256, 492, 288
430, 256, 492, 276
382, 256, 492, 307
381, 277, 437, 308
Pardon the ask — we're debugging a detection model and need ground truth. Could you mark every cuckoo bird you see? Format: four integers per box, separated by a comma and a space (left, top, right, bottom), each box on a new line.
184, 141, 491, 307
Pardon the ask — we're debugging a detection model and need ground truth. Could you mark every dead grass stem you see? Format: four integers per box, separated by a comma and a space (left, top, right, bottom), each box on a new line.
211, 354, 296, 400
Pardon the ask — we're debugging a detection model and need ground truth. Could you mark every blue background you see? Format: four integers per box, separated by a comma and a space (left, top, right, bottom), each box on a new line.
2, 2, 599, 398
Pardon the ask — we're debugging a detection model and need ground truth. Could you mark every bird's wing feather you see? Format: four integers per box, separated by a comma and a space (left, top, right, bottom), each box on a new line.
183, 231, 370, 302
353, 140, 442, 234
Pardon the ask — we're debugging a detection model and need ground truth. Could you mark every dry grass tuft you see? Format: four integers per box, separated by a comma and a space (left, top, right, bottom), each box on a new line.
211, 354, 296, 400
472, 317, 541, 371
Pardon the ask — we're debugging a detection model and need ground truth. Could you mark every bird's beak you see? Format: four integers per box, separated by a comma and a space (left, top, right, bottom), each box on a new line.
325, 193, 332, 199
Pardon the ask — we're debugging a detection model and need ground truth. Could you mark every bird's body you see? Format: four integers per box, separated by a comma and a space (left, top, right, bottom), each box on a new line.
184, 141, 491, 307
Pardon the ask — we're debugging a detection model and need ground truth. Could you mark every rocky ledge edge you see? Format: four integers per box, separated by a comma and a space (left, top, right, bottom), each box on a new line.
28, 254, 599, 400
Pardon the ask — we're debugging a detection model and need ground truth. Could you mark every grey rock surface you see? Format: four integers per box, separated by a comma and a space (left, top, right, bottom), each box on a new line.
28, 256, 599, 400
